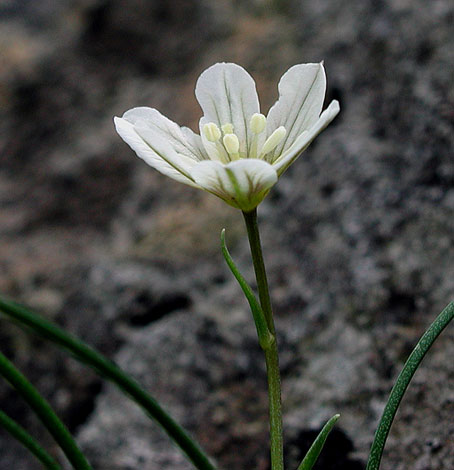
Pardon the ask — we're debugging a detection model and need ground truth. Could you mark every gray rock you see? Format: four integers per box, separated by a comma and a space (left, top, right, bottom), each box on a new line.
1, 0, 454, 468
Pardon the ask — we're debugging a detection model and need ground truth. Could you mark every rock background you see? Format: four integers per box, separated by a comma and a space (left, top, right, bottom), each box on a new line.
1, 0, 454, 469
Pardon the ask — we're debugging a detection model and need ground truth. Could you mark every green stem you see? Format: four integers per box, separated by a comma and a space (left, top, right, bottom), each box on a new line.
0, 351, 91, 469
0, 297, 215, 470
243, 209, 275, 335
243, 209, 284, 470
366, 301, 454, 470
264, 343, 284, 470
0, 409, 61, 470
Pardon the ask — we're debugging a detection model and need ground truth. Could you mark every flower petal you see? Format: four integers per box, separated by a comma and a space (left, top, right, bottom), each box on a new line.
272, 100, 340, 176
191, 159, 278, 212
195, 63, 260, 156
122, 107, 207, 161
181, 126, 208, 160
114, 116, 199, 187
266, 63, 327, 159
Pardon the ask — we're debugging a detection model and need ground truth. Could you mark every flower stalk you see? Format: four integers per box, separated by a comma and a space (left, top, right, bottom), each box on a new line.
243, 209, 284, 470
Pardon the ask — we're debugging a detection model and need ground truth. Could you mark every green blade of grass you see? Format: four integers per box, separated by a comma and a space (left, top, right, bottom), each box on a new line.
0, 409, 61, 470
296, 414, 340, 470
0, 351, 91, 469
366, 301, 454, 470
0, 296, 215, 470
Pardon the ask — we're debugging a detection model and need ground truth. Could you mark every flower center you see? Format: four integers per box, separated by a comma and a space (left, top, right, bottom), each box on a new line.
202, 115, 286, 163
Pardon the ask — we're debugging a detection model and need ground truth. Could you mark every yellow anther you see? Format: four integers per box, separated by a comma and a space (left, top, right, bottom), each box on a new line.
223, 133, 240, 156
250, 113, 266, 134
203, 122, 221, 142
221, 123, 234, 134
260, 126, 286, 155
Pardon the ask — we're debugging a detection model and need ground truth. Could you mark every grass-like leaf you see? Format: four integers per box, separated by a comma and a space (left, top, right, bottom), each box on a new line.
296, 414, 340, 470
0, 409, 61, 470
0, 351, 91, 469
366, 301, 454, 470
0, 296, 216, 470
221, 229, 274, 350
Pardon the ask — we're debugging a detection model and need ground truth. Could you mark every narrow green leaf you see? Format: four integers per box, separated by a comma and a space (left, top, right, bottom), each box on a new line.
366, 301, 454, 470
0, 351, 92, 469
0, 296, 216, 470
221, 229, 274, 350
297, 414, 340, 470
0, 409, 61, 470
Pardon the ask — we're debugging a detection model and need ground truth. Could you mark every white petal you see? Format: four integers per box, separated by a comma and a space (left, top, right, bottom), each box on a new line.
123, 107, 207, 162
181, 126, 208, 160
272, 100, 340, 176
195, 63, 260, 156
114, 116, 199, 187
266, 63, 327, 159
191, 159, 278, 212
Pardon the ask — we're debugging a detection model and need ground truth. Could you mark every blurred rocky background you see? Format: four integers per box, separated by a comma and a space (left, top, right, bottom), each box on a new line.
1, 0, 454, 468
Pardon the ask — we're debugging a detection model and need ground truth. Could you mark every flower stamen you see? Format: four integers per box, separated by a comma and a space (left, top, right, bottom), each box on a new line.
249, 113, 267, 158
203, 122, 230, 162
203, 122, 221, 142
221, 123, 234, 135
259, 126, 286, 160
250, 113, 266, 134
223, 133, 240, 161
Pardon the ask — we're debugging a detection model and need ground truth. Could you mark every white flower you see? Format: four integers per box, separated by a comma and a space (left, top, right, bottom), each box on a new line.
114, 62, 340, 212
